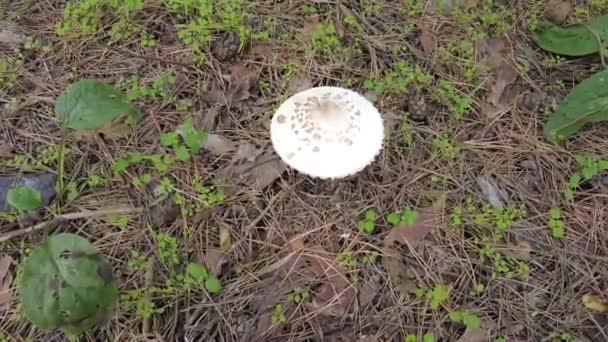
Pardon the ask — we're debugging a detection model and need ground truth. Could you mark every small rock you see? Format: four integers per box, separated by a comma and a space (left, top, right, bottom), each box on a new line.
543, 0, 571, 24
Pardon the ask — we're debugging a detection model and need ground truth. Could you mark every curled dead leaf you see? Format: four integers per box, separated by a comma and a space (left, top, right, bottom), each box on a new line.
582, 293, 608, 313
476, 175, 508, 209
202, 133, 235, 156
227, 63, 257, 103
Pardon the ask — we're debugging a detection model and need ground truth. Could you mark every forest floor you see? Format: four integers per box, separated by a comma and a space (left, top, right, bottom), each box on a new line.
1, 0, 608, 341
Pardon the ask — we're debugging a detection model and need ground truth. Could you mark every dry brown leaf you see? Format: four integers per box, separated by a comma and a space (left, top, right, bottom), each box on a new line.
543, 0, 572, 24
286, 73, 313, 95
478, 37, 518, 107
149, 199, 180, 228
383, 208, 440, 295
487, 63, 518, 106
582, 293, 608, 313
203, 248, 223, 275
202, 133, 235, 156
419, 22, 436, 55
0, 24, 26, 46
250, 41, 275, 59
456, 327, 487, 342
227, 63, 257, 103
386, 208, 440, 246
0, 254, 14, 311
215, 144, 286, 196
358, 275, 381, 308
305, 248, 355, 316
219, 227, 232, 252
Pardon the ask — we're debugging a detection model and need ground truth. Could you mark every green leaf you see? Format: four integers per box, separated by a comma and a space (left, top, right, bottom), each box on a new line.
160, 131, 180, 147
56, 79, 141, 130
462, 312, 481, 329
544, 69, 608, 142
533, 16, 608, 56
422, 332, 435, 342
112, 158, 130, 173
186, 263, 208, 284
449, 310, 463, 322
18, 233, 117, 336
386, 212, 402, 226
365, 209, 376, 220
7, 185, 42, 211
404, 334, 417, 342
204, 275, 222, 294
175, 145, 190, 161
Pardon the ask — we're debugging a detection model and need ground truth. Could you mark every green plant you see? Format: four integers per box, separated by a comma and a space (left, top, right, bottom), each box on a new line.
121, 288, 161, 320
192, 176, 225, 207
544, 69, 608, 143
153, 232, 180, 268
271, 304, 286, 324
547, 208, 565, 239
18, 233, 117, 338
127, 251, 151, 273
287, 287, 310, 304
362, 251, 378, 265
337, 251, 359, 269
183, 263, 222, 294
357, 209, 377, 234
107, 214, 129, 229
386, 207, 419, 227
160, 118, 207, 161
432, 135, 460, 160
7, 185, 42, 211
363, 61, 432, 96
449, 310, 481, 329
426, 284, 449, 310
308, 22, 344, 56
533, 16, 608, 57
423, 332, 435, 342
404, 334, 417, 342
565, 154, 608, 199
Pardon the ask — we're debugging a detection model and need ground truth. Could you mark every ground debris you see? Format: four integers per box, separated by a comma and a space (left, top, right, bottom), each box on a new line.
419, 22, 436, 55
543, 0, 572, 24
0, 23, 26, 46
0, 254, 13, 311
226, 63, 257, 104
582, 293, 608, 313
476, 175, 508, 209
477, 37, 518, 115
215, 143, 286, 196
383, 208, 441, 295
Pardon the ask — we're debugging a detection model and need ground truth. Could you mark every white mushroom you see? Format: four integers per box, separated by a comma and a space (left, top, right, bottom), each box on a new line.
270, 86, 384, 179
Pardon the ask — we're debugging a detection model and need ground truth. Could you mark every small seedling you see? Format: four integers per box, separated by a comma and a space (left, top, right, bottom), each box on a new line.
121, 288, 161, 320
423, 332, 435, 342
357, 209, 377, 234
337, 251, 359, 269
548, 208, 565, 239
362, 251, 378, 265
183, 262, 222, 294
387, 207, 420, 227
565, 155, 608, 199
160, 118, 207, 161
427, 284, 449, 310
449, 310, 481, 329
287, 287, 310, 304
271, 304, 286, 324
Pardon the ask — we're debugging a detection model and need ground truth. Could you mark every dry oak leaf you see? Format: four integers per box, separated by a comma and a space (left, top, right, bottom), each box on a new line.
419, 22, 436, 55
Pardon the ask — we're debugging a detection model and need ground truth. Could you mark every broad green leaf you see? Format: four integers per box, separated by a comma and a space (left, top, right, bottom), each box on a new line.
386, 212, 401, 226
534, 16, 608, 56
544, 70, 608, 142
56, 79, 141, 130
462, 312, 481, 329
449, 310, 463, 322
175, 145, 190, 161
7, 185, 42, 211
204, 275, 222, 294
186, 263, 208, 284
18, 233, 118, 336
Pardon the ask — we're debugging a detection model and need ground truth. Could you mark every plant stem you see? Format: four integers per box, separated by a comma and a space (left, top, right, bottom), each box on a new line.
56, 129, 68, 212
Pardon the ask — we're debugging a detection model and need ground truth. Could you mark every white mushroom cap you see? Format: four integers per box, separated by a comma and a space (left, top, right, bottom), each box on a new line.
270, 86, 384, 179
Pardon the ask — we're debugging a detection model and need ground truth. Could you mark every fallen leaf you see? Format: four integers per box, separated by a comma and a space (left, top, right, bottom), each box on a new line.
582, 293, 608, 313
286, 73, 313, 95
543, 0, 572, 24
227, 63, 257, 103
358, 275, 381, 308
202, 84, 226, 106
219, 227, 232, 252
385, 208, 440, 246
304, 248, 356, 316
456, 327, 487, 342
215, 144, 286, 196
383, 208, 440, 295
203, 248, 223, 275
476, 175, 508, 209
211, 31, 240, 61
149, 199, 180, 228
419, 22, 436, 55
0, 254, 13, 310
199, 133, 235, 156
478, 37, 518, 107
0, 173, 56, 212
250, 41, 275, 59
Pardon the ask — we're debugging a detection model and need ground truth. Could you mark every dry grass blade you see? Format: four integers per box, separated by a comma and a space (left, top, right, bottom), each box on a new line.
0, 254, 14, 311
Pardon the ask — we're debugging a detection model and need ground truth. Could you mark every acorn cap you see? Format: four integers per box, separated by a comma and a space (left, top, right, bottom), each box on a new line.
270, 86, 384, 179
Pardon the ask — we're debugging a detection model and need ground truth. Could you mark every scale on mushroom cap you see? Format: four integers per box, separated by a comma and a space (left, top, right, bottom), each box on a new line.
271, 86, 384, 179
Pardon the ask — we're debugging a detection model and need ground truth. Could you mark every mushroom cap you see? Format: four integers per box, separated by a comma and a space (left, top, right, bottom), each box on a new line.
270, 86, 384, 179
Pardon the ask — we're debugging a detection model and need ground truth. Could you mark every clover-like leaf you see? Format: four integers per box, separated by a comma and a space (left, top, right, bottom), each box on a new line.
18, 233, 117, 337
7, 185, 42, 211
56, 79, 141, 130
544, 69, 608, 142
